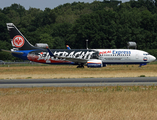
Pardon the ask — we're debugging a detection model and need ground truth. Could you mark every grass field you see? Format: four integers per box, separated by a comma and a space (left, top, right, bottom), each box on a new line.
0, 64, 157, 119
0, 64, 157, 79
0, 86, 157, 120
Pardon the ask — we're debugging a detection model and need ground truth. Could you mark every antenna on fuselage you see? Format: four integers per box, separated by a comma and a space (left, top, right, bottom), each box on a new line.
86, 39, 88, 49
127, 42, 137, 49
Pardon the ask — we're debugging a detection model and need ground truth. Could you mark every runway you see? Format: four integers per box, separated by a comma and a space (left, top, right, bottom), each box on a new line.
0, 77, 157, 88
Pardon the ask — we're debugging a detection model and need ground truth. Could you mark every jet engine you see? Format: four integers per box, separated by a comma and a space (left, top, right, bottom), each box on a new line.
127, 42, 137, 49
35, 43, 48, 49
87, 60, 103, 68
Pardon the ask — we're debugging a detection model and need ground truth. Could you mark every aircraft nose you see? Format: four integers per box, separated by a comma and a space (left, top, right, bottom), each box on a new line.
150, 55, 156, 62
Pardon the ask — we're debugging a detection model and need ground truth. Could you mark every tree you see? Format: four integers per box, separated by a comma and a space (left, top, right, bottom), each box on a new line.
0, 12, 11, 42
130, 0, 157, 13
72, 9, 118, 49
52, 37, 65, 49
0, 41, 12, 60
39, 33, 54, 48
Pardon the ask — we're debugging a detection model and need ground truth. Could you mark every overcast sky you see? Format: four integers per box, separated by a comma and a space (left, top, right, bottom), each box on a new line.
0, 0, 129, 11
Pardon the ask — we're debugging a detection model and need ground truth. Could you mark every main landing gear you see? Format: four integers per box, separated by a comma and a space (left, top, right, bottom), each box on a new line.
139, 65, 142, 67
77, 64, 84, 68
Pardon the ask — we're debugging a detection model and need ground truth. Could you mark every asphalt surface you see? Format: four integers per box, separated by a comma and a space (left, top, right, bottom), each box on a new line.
0, 77, 157, 88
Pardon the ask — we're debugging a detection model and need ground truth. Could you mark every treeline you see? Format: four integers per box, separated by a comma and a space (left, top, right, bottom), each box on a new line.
0, 0, 157, 60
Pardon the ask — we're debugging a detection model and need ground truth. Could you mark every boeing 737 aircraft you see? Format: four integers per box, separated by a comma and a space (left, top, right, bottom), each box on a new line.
2, 23, 156, 68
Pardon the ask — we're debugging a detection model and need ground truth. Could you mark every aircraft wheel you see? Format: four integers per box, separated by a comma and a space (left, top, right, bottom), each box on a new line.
77, 65, 84, 68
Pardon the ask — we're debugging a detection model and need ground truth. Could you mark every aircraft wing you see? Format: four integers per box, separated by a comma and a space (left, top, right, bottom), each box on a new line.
46, 47, 88, 64
56, 56, 88, 63
1, 49, 23, 55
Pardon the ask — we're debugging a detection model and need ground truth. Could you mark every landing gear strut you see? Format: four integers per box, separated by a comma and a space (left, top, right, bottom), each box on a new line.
77, 64, 84, 68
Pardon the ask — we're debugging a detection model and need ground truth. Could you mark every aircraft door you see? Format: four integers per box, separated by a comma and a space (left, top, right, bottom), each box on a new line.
136, 52, 139, 59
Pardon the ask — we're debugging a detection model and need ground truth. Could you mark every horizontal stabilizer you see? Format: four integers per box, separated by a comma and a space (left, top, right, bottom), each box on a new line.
1, 49, 23, 55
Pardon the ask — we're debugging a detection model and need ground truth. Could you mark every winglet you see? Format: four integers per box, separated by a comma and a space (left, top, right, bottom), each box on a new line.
46, 46, 54, 56
66, 45, 71, 50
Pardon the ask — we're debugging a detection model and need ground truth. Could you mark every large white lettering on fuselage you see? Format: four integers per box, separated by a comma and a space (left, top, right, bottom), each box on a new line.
37, 52, 51, 63
37, 51, 95, 61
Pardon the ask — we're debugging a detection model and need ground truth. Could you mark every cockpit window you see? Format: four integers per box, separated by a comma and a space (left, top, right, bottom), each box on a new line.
143, 53, 150, 55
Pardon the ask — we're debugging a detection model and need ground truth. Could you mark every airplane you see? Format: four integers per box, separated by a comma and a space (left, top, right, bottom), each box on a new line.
1, 23, 156, 68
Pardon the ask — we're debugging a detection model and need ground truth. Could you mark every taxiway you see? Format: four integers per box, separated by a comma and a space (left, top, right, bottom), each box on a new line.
0, 77, 157, 88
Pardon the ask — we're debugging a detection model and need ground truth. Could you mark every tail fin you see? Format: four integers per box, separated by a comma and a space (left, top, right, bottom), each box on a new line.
6, 23, 37, 50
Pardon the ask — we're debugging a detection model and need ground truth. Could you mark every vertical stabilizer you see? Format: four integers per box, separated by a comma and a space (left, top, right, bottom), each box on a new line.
7, 23, 36, 50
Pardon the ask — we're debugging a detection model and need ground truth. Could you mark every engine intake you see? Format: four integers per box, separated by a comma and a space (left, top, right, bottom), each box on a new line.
87, 60, 103, 68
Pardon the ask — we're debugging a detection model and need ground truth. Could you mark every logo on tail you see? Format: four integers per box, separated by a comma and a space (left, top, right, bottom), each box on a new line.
13, 35, 25, 48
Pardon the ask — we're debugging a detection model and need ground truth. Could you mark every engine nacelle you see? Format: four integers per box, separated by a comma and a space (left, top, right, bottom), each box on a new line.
35, 43, 49, 49
87, 60, 103, 68
127, 42, 137, 49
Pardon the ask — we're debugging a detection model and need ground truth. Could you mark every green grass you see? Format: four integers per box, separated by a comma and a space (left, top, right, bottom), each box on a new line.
139, 75, 146, 77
